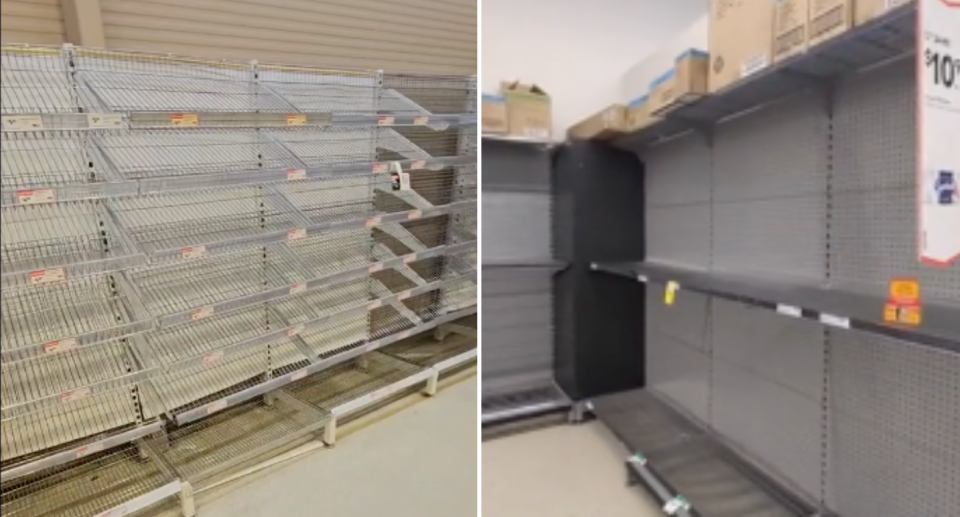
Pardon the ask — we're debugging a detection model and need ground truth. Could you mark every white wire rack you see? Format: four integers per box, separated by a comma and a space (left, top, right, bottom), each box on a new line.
1, 43, 477, 510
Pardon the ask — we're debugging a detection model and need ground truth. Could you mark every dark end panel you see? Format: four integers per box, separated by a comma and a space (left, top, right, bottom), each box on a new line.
554, 267, 646, 400
551, 141, 646, 263
552, 142, 647, 399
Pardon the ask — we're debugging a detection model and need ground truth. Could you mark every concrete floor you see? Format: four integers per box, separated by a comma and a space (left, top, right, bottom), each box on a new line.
482, 422, 663, 517
198, 378, 478, 517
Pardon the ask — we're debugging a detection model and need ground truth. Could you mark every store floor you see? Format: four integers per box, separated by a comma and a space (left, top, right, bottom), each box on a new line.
482, 421, 663, 517
197, 377, 478, 517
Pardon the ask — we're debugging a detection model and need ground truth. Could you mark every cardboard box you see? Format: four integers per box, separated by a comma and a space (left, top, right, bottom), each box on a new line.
809, 0, 854, 47
500, 81, 552, 139
709, 0, 775, 93
567, 105, 628, 141
626, 96, 657, 131
481, 93, 508, 134
774, 0, 809, 62
648, 51, 710, 115
621, 14, 709, 104
855, 0, 912, 25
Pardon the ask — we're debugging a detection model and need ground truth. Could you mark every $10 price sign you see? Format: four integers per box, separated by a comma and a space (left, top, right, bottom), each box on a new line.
918, 0, 960, 265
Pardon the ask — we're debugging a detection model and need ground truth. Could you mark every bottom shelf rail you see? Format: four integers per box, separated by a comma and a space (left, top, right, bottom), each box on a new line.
592, 389, 820, 517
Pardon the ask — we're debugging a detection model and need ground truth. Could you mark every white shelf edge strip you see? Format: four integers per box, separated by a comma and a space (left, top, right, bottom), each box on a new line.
433, 348, 478, 372
330, 369, 434, 417
0, 421, 165, 483
90, 479, 183, 517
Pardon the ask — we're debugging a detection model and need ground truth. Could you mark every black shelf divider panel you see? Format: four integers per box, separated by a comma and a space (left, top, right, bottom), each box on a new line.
551, 142, 646, 400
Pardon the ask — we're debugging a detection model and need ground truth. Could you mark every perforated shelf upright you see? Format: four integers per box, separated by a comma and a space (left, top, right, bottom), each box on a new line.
556, 4, 960, 517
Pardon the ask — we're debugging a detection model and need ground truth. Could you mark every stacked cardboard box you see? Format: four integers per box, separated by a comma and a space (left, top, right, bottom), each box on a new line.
567, 105, 628, 141
500, 81, 552, 139
855, 0, 913, 25
809, 0, 854, 47
626, 95, 657, 132
481, 93, 508, 134
709, 0, 775, 92
649, 50, 710, 115
774, 0, 810, 62
621, 14, 709, 107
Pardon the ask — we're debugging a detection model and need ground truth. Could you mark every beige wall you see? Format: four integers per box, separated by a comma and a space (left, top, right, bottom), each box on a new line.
0, 0, 66, 45
2, 0, 476, 75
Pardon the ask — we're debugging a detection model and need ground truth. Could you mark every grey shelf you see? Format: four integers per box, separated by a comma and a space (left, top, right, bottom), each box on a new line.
482, 260, 566, 270
615, 3, 916, 149
595, 261, 960, 355
481, 382, 571, 426
482, 133, 555, 146
593, 389, 818, 517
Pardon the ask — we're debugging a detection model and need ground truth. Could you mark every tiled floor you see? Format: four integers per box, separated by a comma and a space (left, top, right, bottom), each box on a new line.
198, 378, 478, 517
482, 422, 663, 517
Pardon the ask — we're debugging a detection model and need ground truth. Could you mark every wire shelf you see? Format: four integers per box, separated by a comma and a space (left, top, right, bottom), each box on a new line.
1, 46, 78, 115
266, 127, 378, 166
382, 72, 476, 116
1, 375, 160, 464
151, 392, 328, 486
283, 228, 372, 278
151, 335, 308, 418
285, 351, 423, 414
1, 337, 141, 412
382, 315, 477, 368
126, 246, 301, 321
0, 132, 97, 190
271, 278, 370, 358
109, 186, 306, 258
72, 48, 288, 113
0, 42, 476, 494
95, 129, 298, 181
0, 199, 144, 285
0, 442, 178, 517
257, 63, 377, 115
0, 273, 148, 358
141, 306, 270, 369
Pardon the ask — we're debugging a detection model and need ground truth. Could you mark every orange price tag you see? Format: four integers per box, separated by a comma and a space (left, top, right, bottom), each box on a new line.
17, 189, 55, 205
30, 267, 66, 286
170, 113, 199, 127
884, 277, 922, 327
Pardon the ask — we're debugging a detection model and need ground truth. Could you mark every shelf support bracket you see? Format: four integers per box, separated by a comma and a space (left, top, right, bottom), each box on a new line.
180, 481, 196, 517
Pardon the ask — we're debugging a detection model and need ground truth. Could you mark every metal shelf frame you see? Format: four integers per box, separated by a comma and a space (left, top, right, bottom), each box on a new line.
2, 45, 475, 131
573, 4, 957, 516
1, 42, 477, 515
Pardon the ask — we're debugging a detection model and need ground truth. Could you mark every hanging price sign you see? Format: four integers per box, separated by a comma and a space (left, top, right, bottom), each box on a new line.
918, 0, 960, 265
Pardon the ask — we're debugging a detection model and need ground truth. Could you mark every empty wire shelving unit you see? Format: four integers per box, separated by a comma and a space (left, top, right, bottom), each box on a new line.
1, 43, 476, 517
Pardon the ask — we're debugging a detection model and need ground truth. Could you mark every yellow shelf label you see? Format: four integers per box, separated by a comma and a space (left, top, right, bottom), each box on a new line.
664, 281, 679, 306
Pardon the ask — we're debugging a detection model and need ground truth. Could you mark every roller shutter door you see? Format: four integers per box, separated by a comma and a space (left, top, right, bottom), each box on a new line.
0, 0, 66, 45
99, 0, 476, 74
